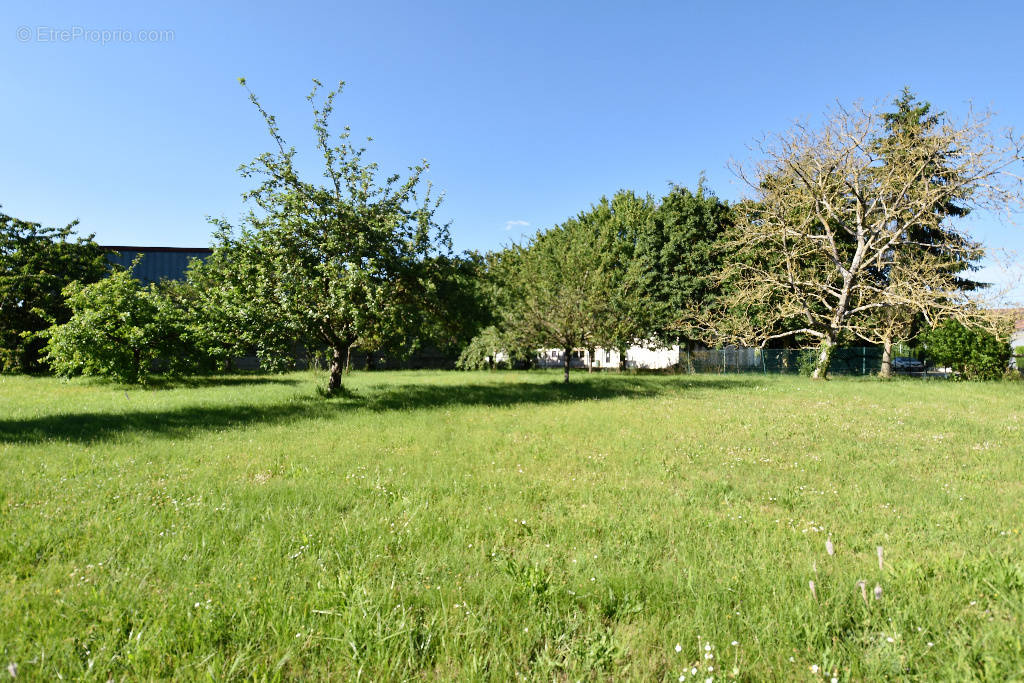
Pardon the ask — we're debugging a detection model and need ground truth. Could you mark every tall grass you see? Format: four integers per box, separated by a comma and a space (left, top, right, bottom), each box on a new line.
1, 371, 1022, 679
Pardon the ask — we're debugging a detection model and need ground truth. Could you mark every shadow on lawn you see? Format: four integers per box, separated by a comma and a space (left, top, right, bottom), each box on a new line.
0, 375, 761, 444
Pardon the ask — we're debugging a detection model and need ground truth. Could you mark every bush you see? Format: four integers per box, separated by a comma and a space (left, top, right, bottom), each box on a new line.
921, 319, 1011, 380
43, 268, 220, 383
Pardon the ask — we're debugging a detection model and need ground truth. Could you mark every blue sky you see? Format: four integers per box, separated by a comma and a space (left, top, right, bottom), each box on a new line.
3, 1, 1023, 300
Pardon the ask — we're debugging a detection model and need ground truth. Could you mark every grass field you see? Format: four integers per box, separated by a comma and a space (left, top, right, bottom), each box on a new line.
1, 370, 1023, 680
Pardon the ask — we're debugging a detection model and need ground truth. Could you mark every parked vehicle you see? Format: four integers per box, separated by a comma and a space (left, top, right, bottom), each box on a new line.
892, 356, 925, 372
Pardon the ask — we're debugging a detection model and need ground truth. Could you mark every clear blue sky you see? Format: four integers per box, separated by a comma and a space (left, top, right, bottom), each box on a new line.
3, 1, 1023, 299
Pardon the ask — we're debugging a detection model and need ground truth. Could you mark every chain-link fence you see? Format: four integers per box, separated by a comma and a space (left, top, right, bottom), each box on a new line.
684, 347, 894, 376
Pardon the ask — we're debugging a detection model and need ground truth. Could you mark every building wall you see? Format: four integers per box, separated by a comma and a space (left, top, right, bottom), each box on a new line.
102, 246, 212, 284
533, 345, 682, 370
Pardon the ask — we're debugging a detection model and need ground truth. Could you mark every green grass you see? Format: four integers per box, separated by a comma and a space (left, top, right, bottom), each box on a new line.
2, 370, 1023, 680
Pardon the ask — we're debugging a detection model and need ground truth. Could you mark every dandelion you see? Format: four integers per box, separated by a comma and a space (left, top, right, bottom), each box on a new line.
874, 584, 883, 601
826, 537, 835, 556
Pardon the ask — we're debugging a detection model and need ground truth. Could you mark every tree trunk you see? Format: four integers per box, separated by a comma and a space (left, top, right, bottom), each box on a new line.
586, 347, 594, 373
684, 339, 695, 374
563, 347, 571, 384
327, 345, 344, 395
879, 336, 893, 378
810, 335, 836, 380
345, 344, 352, 374
618, 347, 627, 371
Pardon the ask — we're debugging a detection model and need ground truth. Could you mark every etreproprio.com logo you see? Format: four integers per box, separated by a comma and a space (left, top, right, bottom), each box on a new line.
16, 26, 175, 44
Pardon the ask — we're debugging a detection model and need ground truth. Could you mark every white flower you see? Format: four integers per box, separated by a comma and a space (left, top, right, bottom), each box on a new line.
886, 636, 894, 643
731, 641, 738, 646
675, 644, 682, 653
691, 667, 698, 675
705, 652, 714, 659
678, 676, 685, 682
927, 642, 934, 647
704, 644, 712, 651
810, 664, 820, 674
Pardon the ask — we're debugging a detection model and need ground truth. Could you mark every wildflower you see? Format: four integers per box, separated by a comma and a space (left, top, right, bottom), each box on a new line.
731, 641, 738, 646
874, 584, 883, 601
810, 664, 820, 674
675, 644, 682, 653
705, 652, 714, 659
809, 580, 817, 601
857, 580, 868, 605
679, 676, 685, 682
927, 642, 934, 647
7, 663, 17, 678
886, 636, 894, 643
692, 667, 698, 675
877, 546, 884, 570
825, 538, 834, 556
705, 644, 712, 651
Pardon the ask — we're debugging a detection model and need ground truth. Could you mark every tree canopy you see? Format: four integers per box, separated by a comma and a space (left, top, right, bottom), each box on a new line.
212, 79, 453, 394
0, 210, 108, 373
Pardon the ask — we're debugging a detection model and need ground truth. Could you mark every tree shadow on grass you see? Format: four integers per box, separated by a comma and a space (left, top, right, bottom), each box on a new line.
136, 375, 306, 389
0, 375, 762, 445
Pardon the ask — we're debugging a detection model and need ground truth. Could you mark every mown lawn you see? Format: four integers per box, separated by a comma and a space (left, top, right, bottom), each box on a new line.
1, 370, 1022, 680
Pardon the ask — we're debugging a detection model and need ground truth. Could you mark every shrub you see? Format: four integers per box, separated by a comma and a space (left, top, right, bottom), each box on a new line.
45, 269, 174, 383
921, 319, 1011, 380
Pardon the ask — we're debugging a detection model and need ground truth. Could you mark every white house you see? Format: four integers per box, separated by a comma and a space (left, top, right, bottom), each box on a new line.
533, 344, 682, 370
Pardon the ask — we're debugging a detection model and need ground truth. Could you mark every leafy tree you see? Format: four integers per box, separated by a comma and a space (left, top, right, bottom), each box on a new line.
716, 98, 1023, 378
922, 319, 1010, 380
501, 219, 611, 383
0, 210, 107, 372
868, 89, 986, 377
632, 182, 733, 366
455, 325, 534, 370
45, 267, 166, 383
182, 236, 297, 371
584, 191, 657, 368
217, 79, 451, 394
411, 250, 495, 361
